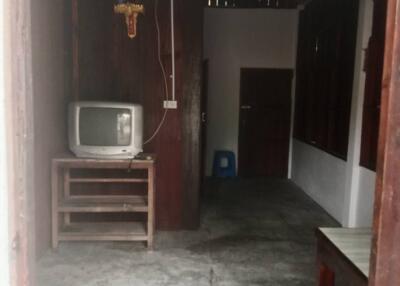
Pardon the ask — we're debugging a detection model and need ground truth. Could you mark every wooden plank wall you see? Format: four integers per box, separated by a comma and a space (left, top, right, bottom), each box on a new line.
69, 0, 202, 229
369, 0, 400, 284
293, 0, 359, 160
180, 0, 203, 229
6, 0, 36, 283
359, 0, 387, 171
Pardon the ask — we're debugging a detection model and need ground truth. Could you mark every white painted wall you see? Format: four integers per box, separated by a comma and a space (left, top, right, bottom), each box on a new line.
342, 0, 375, 227
291, 0, 377, 226
203, 8, 298, 175
203, 3, 377, 227
291, 140, 348, 220
355, 167, 376, 226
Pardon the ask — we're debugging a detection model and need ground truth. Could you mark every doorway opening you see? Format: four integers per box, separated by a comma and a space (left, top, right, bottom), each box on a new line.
3, 0, 400, 284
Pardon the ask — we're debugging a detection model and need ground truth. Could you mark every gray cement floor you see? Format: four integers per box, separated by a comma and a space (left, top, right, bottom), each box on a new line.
36, 179, 338, 286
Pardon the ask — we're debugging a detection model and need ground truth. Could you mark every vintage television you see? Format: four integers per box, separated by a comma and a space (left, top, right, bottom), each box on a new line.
68, 101, 143, 159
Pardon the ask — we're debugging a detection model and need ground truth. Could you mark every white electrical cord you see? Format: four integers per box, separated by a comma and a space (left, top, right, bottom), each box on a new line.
170, 0, 176, 101
143, 0, 170, 145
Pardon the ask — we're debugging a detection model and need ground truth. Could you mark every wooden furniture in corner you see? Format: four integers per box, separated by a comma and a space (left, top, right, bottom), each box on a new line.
316, 228, 371, 286
51, 154, 156, 249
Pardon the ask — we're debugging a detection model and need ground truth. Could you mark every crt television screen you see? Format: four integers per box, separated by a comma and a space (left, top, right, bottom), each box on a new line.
79, 107, 132, 146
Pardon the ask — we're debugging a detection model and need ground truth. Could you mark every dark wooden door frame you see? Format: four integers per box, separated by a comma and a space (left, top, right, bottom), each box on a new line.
6, 0, 36, 284
369, 0, 400, 285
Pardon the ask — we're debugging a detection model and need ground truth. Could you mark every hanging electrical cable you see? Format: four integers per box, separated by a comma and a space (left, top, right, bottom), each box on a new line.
143, 0, 174, 145
170, 0, 176, 102
143, 0, 168, 144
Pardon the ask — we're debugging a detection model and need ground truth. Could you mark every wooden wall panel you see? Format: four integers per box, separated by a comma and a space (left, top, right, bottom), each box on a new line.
359, 0, 387, 171
77, 0, 144, 103
369, 0, 400, 284
141, 0, 183, 229
32, 0, 71, 258
7, 0, 36, 282
70, 0, 202, 229
180, 0, 203, 229
293, 0, 359, 160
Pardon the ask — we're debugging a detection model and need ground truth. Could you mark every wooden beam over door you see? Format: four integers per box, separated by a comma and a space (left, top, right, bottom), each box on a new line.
369, 0, 400, 285
204, 0, 299, 9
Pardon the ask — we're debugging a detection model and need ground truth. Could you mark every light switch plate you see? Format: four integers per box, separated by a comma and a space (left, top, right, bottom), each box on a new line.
163, 100, 178, 109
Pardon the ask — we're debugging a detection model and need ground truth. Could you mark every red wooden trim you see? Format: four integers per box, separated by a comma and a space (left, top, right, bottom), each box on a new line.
316, 229, 369, 282
369, 0, 400, 285
319, 264, 335, 286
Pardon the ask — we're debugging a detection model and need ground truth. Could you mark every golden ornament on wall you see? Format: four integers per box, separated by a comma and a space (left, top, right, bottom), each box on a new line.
114, 2, 144, 39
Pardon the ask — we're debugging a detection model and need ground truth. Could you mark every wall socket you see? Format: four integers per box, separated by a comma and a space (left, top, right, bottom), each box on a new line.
163, 100, 178, 109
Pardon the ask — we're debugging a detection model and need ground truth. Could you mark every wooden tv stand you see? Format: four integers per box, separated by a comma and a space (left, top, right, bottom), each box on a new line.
51, 154, 156, 249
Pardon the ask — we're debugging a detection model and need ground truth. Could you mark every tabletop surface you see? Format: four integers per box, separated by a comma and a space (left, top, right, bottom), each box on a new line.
318, 227, 372, 278
53, 152, 156, 164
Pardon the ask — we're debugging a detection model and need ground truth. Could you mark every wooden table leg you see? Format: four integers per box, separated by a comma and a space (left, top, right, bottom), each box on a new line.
51, 162, 59, 248
63, 168, 71, 225
147, 165, 155, 250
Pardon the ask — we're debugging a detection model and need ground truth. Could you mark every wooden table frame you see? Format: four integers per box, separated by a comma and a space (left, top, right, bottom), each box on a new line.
51, 155, 156, 249
316, 229, 368, 286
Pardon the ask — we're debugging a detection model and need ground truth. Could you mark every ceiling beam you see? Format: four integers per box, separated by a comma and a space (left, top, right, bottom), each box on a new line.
204, 0, 299, 9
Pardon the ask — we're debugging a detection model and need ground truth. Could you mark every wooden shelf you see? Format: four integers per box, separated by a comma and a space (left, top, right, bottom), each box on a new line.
69, 178, 148, 183
67, 195, 146, 201
52, 156, 155, 249
59, 196, 148, 213
59, 222, 148, 242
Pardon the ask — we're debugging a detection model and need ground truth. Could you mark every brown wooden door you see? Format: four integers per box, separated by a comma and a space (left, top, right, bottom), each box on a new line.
238, 68, 293, 178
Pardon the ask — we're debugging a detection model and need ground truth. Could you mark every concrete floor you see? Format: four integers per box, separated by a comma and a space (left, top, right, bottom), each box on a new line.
37, 179, 338, 286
